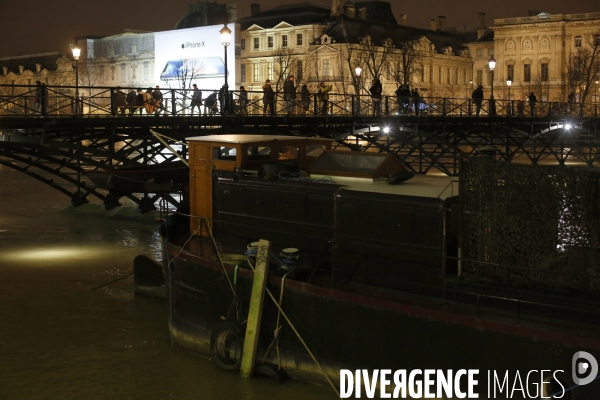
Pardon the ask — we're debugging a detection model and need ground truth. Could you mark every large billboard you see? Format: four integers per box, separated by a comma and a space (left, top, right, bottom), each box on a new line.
154, 25, 236, 93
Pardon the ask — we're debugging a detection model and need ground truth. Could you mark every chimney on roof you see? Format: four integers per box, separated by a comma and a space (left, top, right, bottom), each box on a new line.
19, 65, 24, 74
478, 12, 486, 28
331, 0, 340, 16
226, 3, 237, 22
477, 12, 486, 38
429, 19, 436, 31
399, 14, 407, 26
437, 16, 446, 31
36, 64, 41, 73
2, 67, 7, 75
343, 2, 356, 18
250, 3, 260, 16
358, 7, 366, 20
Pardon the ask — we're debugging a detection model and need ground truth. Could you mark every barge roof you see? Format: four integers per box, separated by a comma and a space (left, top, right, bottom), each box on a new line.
186, 134, 332, 144
313, 174, 459, 199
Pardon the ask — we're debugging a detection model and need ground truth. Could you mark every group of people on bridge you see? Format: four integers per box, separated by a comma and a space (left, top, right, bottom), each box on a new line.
21, 78, 597, 118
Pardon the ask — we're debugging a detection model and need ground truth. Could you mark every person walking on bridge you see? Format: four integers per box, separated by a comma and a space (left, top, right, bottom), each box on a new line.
283, 75, 296, 116
472, 85, 484, 117
262, 80, 274, 116
528, 92, 537, 117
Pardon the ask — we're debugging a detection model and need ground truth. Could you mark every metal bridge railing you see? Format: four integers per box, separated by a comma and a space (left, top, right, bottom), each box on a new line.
1, 84, 599, 118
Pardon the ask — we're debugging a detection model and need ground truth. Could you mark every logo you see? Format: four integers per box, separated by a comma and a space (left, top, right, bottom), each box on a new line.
181, 41, 205, 49
572, 351, 598, 386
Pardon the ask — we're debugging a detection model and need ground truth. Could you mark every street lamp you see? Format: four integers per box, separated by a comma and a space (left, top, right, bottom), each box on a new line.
71, 43, 80, 115
506, 79, 512, 116
219, 24, 231, 115
488, 55, 496, 116
354, 66, 362, 115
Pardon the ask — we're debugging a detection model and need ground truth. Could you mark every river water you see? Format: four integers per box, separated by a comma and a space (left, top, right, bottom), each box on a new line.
0, 167, 333, 399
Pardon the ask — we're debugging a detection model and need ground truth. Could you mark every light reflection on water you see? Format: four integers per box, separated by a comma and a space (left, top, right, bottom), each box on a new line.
0, 167, 333, 400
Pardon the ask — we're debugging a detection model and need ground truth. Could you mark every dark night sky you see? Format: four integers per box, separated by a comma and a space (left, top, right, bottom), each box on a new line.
0, 0, 597, 59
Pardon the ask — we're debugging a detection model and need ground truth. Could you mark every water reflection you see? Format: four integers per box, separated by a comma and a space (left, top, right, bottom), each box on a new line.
0, 167, 333, 400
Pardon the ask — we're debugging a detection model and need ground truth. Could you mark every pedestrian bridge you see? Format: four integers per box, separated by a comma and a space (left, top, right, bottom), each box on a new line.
1, 84, 600, 212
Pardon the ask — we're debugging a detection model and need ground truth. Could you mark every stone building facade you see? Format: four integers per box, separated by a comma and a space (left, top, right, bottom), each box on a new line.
491, 12, 600, 102
236, 2, 475, 103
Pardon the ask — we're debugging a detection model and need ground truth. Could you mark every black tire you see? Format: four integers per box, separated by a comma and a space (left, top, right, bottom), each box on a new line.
210, 321, 244, 372
255, 363, 288, 382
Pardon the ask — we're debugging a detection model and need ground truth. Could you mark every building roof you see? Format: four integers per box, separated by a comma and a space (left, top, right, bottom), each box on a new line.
0, 53, 64, 74
175, 1, 234, 29
326, 17, 470, 56
238, 3, 331, 30
473, 30, 494, 43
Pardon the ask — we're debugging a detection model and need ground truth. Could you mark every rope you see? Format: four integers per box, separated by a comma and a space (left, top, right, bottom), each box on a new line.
203, 217, 238, 298
89, 272, 133, 291
262, 270, 293, 369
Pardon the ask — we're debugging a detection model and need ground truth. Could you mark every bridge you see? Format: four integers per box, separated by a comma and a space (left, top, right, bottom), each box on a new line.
1, 84, 599, 212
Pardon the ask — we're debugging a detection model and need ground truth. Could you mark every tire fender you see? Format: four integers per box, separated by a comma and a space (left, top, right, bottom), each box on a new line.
210, 321, 244, 372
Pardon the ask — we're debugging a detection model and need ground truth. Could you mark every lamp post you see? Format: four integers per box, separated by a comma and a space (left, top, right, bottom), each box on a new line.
488, 56, 496, 116
354, 66, 362, 115
219, 24, 231, 115
506, 79, 512, 116
71, 43, 80, 115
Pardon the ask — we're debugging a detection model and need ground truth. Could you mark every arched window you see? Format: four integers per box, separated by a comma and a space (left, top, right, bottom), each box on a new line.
575, 36, 582, 48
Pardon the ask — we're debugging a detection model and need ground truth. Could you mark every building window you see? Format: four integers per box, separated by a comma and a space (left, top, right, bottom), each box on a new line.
297, 60, 303, 81
111, 66, 115, 81
476, 70, 483, 86
421, 65, 425, 82
241, 39, 245, 50
575, 36, 582, 47
438, 67, 442, 83
282, 35, 288, 47
476, 49, 483, 57
254, 37, 259, 49
523, 64, 531, 82
241, 64, 246, 82
253, 63, 260, 82
143, 62, 149, 81
132, 66, 136, 80
463, 70, 467, 85
541, 63, 549, 81
268, 62, 273, 80
99, 65, 105, 83
268, 36, 274, 48
507, 64, 514, 81
429, 65, 433, 83
120, 64, 126, 82
488, 71, 492, 85
297, 34, 303, 46
323, 59, 330, 78
446, 68, 451, 84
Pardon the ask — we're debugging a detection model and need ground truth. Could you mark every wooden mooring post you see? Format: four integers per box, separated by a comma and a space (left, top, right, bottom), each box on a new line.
240, 239, 271, 378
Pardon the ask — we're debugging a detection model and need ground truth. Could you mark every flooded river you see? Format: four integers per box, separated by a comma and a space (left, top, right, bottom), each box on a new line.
0, 167, 333, 399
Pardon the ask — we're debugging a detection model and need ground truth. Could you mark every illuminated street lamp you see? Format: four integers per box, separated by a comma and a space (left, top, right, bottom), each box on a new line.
507, 79, 512, 116
488, 55, 496, 116
219, 24, 231, 115
71, 43, 81, 115
354, 66, 362, 115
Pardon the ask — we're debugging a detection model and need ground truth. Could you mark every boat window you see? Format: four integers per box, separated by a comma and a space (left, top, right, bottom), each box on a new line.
247, 146, 271, 161
278, 145, 298, 160
214, 146, 237, 161
306, 144, 326, 159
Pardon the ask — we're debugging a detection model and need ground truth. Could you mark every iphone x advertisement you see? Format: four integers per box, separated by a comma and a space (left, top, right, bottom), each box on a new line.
154, 24, 236, 92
